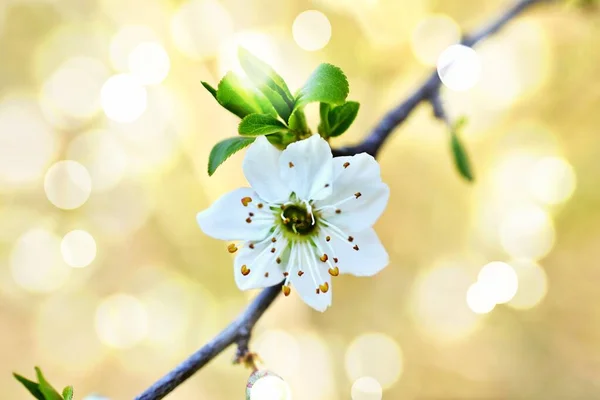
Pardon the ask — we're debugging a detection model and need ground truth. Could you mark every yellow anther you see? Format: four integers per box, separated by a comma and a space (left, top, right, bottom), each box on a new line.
319, 282, 329, 293
241, 197, 252, 207
271, 237, 277, 243
328, 267, 340, 276
227, 244, 238, 253
319, 254, 328, 262
297, 270, 304, 277
343, 162, 350, 168
241, 265, 250, 276
288, 161, 294, 168
354, 192, 362, 199
257, 203, 264, 209
325, 236, 331, 242
282, 285, 291, 296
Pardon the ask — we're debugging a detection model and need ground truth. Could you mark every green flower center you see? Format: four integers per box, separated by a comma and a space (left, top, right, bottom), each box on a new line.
281, 204, 317, 235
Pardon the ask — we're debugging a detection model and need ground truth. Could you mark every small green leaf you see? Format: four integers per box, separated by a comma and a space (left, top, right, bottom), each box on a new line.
328, 101, 360, 137
13, 373, 45, 400
216, 73, 277, 119
62, 386, 74, 400
35, 367, 63, 400
288, 108, 309, 134
318, 103, 331, 136
295, 64, 349, 109
238, 47, 294, 120
208, 137, 256, 176
238, 114, 288, 136
201, 81, 217, 100
450, 131, 474, 182
238, 47, 295, 107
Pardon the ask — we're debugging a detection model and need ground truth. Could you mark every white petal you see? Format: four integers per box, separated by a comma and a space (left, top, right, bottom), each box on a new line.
289, 241, 332, 312
243, 136, 290, 203
315, 154, 389, 232
317, 228, 388, 277
234, 235, 287, 290
279, 135, 333, 201
196, 188, 274, 241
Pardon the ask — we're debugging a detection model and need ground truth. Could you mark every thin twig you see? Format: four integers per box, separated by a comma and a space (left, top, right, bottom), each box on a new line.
135, 1, 551, 398
333, 0, 552, 158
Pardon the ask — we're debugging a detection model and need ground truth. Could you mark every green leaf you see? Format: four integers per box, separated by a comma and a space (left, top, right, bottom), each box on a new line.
450, 131, 474, 182
62, 386, 74, 400
216, 73, 277, 119
238, 114, 288, 136
288, 108, 309, 134
208, 137, 256, 176
35, 367, 63, 400
201, 81, 218, 100
13, 373, 45, 400
318, 103, 331, 136
238, 47, 294, 120
295, 64, 349, 109
328, 101, 360, 137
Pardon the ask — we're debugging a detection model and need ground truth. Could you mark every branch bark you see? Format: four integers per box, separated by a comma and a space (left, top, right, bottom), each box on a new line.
135, 1, 551, 398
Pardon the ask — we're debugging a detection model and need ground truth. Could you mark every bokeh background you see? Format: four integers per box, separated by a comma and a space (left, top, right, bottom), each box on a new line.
1, 0, 599, 398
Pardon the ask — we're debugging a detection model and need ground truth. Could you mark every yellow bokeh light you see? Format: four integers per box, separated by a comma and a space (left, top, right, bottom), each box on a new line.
250, 375, 293, 400
292, 10, 332, 52
254, 330, 301, 379
0, 97, 56, 187
10, 228, 71, 293
170, 0, 234, 60
465, 282, 496, 314
67, 129, 128, 192
128, 42, 171, 85
437, 44, 482, 92
411, 264, 482, 342
41, 57, 109, 124
101, 74, 148, 123
345, 332, 403, 389
477, 261, 519, 304
35, 293, 106, 376
507, 259, 548, 310
288, 333, 336, 400
44, 160, 92, 210
411, 14, 461, 66
61, 230, 97, 268
95, 293, 149, 349
499, 204, 555, 260
351, 376, 383, 400
109, 25, 159, 72
528, 157, 576, 206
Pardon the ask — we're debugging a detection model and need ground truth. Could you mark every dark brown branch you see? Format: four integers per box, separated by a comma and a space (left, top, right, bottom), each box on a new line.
333, 0, 552, 158
135, 1, 552, 398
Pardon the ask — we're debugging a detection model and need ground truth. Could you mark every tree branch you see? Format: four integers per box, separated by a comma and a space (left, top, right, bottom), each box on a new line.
135, 1, 552, 398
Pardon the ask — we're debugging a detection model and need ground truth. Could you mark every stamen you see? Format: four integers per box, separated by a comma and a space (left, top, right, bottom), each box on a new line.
343, 162, 350, 168
298, 270, 304, 277
333, 257, 339, 263
316, 288, 320, 294
328, 267, 340, 276
319, 282, 329, 293
348, 236, 354, 242
324, 183, 330, 188
257, 203, 264, 209
264, 272, 269, 277
241, 197, 252, 207
249, 212, 255, 217
249, 243, 255, 249
319, 254, 328, 262
282, 285, 291, 296
227, 244, 238, 253
335, 209, 341, 214
270, 248, 276, 253
271, 237, 277, 243
354, 192, 362, 199
276, 257, 281, 264
245, 217, 252, 223
241, 265, 250, 276
353, 245, 359, 251
288, 161, 294, 168
326, 236, 331, 242
283, 272, 289, 277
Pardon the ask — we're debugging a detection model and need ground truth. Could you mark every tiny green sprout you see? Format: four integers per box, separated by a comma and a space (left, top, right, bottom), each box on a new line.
13, 367, 73, 400
201, 48, 360, 176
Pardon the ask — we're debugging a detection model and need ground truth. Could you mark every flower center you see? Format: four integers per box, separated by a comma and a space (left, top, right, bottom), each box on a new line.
281, 204, 316, 235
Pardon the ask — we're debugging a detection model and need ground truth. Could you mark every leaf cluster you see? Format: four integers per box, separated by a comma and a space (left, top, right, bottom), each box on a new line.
14, 367, 73, 400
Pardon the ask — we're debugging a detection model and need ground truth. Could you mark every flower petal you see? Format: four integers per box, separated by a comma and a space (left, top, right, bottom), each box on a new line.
288, 241, 332, 312
316, 228, 388, 277
315, 153, 389, 232
234, 234, 287, 290
196, 188, 274, 241
243, 136, 290, 203
279, 135, 333, 201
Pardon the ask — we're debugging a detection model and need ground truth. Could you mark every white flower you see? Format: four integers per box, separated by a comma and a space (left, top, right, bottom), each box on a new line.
197, 135, 389, 312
